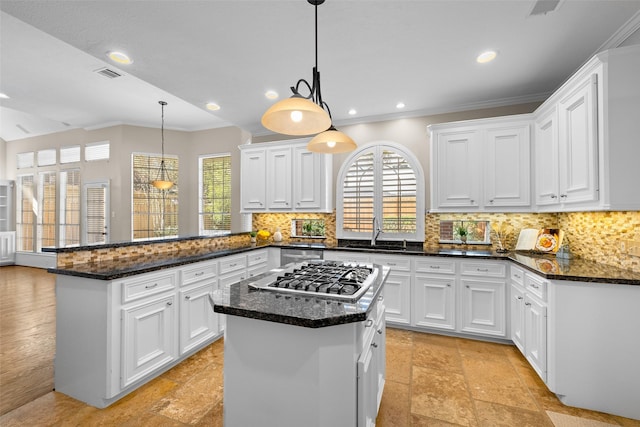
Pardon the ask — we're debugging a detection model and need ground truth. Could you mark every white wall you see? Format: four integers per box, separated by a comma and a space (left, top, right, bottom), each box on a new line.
0, 137, 6, 179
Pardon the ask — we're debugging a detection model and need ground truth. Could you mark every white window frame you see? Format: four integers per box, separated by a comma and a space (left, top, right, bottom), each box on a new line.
336, 141, 425, 242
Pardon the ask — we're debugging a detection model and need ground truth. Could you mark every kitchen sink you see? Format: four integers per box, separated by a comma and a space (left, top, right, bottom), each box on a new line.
343, 244, 409, 252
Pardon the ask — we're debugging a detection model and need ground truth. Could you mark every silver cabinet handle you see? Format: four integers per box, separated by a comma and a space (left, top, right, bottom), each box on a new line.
531, 284, 539, 289
447, 283, 451, 287
514, 274, 521, 279
229, 263, 237, 267
365, 319, 374, 327
167, 301, 173, 306
371, 342, 378, 348
466, 285, 470, 288
517, 296, 523, 300
377, 329, 383, 335
550, 194, 557, 199
145, 283, 158, 289
430, 265, 440, 269
560, 194, 567, 198
525, 302, 531, 306
195, 272, 204, 277
470, 199, 475, 204
388, 262, 396, 266
477, 268, 489, 272
185, 295, 191, 300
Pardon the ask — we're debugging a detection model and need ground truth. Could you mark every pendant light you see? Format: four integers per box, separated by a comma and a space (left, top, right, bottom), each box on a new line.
261, 0, 356, 154
151, 101, 174, 190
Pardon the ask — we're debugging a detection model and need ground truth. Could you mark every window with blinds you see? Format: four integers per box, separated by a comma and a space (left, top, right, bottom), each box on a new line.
16, 152, 34, 169
60, 146, 81, 164
199, 154, 231, 235
16, 175, 35, 251
37, 149, 57, 166
132, 153, 179, 240
38, 171, 57, 249
338, 143, 424, 241
59, 169, 81, 247
85, 141, 110, 161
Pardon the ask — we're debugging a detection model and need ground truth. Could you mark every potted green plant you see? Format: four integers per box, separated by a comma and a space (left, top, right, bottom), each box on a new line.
249, 231, 257, 244
455, 224, 468, 243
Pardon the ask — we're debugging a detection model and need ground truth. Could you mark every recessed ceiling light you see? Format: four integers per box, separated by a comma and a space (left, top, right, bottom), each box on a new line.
477, 50, 497, 64
107, 51, 133, 65
265, 90, 279, 100
0, 92, 9, 99
348, 109, 357, 115
396, 102, 405, 109
206, 102, 221, 111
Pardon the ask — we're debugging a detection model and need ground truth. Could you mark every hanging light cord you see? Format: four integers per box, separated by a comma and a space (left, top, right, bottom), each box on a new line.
290, 0, 332, 120
159, 101, 167, 180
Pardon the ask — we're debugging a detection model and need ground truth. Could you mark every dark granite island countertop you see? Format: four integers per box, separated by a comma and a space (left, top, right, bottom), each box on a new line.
212, 265, 389, 328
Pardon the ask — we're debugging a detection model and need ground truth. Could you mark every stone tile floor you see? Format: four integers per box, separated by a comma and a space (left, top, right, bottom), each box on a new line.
2, 328, 639, 426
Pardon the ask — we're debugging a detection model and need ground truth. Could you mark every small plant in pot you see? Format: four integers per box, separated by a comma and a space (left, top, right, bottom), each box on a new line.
455, 224, 469, 243
249, 231, 257, 244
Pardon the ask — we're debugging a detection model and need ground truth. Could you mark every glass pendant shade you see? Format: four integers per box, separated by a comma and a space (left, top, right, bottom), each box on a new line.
262, 95, 331, 136
152, 179, 173, 190
307, 127, 357, 154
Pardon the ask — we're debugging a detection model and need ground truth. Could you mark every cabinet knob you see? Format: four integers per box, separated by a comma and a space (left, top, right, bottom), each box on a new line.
378, 295, 384, 301
466, 285, 470, 288
377, 329, 383, 335
550, 194, 557, 199
560, 194, 567, 198
185, 295, 191, 300
167, 301, 173, 306
517, 296, 523, 300
447, 283, 451, 287
371, 342, 378, 348
470, 199, 475, 204
365, 319, 374, 327
525, 302, 531, 306
489, 199, 494, 204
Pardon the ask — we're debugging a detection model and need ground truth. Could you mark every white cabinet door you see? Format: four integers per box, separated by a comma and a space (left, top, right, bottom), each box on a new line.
510, 283, 525, 354
534, 107, 560, 206
179, 282, 218, 355
460, 278, 506, 337
484, 124, 530, 208
0, 232, 16, 265
121, 293, 177, 388
557, 73, 599, 205
413, 275, 456, 331
293, 146, 322, 210
379, 270, 411, 325
433, 130, 481, 209
267, 146, 292, 210
524, 294, 547, 381
240, 148, 267, 210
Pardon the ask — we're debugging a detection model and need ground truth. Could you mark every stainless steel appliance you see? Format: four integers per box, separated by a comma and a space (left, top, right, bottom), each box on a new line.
248, 260, 380, 302
280, 246, 323, 266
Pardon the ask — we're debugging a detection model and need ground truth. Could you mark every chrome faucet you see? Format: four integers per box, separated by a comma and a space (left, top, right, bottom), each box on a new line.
371, 216, 382, 246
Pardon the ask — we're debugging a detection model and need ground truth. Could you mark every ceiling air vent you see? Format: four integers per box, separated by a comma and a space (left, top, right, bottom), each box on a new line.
95, 67, 123, 79
529, 0, 562, 16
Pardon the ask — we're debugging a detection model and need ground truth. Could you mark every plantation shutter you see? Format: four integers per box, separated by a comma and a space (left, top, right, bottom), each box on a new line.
342, 151, 375, 232
381, 150, 417, 233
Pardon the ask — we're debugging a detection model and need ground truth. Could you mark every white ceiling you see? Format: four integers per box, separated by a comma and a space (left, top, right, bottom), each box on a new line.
1, 0, 639, 142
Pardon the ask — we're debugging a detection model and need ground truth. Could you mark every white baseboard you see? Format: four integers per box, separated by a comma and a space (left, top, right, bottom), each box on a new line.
15, 252, 56, 269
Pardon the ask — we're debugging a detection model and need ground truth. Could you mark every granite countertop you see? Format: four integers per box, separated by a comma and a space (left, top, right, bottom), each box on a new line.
47, 241, 640, 285
212, 266, 387, 328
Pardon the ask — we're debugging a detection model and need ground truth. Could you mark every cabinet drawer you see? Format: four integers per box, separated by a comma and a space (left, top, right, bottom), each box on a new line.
414, 258, 456, 275
180, 260, 217, 287
510, 266, 525, 286
460, 261, 506, 278
219, 254, 247, 275
247, 249, 269, 267
370, 255, 411, 272
121, 270, 177, 304
525, 273, 547, 302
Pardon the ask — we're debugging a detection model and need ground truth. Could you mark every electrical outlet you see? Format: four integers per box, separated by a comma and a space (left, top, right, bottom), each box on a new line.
626, 239, 640, 257
620, 241, 626, 252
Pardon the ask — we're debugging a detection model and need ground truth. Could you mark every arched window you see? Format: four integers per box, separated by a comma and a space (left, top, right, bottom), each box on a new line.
337, 142, 425, 242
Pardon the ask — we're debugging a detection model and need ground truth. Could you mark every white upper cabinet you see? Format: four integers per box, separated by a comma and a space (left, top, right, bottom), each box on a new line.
430, 44, 640, 213
240, 139, 332, 213
534, 44, 640, 211
240, 149, 267, 210
429, 116, 531, 212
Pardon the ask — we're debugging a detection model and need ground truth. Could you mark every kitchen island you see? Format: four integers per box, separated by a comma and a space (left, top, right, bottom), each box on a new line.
213, 262, 389, 427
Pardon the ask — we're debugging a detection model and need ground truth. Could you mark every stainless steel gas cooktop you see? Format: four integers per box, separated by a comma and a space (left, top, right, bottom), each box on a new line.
247, 260, 379, 302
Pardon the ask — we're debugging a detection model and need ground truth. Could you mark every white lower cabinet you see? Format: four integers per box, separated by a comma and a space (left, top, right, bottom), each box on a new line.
459, 278, 506, 337
510, 266, 547, 382
179, 282, 218, 355
121, 292, 178, 388
371, 254, 411, 325
413, 275, 456, 330
358, 297, 386, 427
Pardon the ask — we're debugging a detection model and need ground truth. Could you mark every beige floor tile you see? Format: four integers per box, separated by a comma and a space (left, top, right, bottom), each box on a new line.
0, 392, 93, 427
151, 364, 223, 424
413, 332, 461, 349
387, 339, 413, 384
193, 400, 224, 427
387, 327, 415, 346
456, 338, 511, 361
474, 400, 553, 427
411, 365, 477, 427
377, 380, 411, 427
462, 356, 538, 412
413, 339, 464, 374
